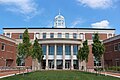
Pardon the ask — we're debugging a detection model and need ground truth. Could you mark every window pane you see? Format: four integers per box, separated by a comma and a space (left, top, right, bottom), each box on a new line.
43, 33, 46, 39
65, 33, 69, 38
114, 44, 118, 51
58, 33, 62, 38
73, 33, 77, 39
42, 45, 46, 55
57, 45, 63, 55
6, 33, 10, 37
19, 33, 23, 39
49, 45, 54, 55
50, 33, 54, 38
36, 33, 39, 39
73, 45, 78, 55
65, 45, 71, 55
80, 33, 83, 39
1, 43, 5, 51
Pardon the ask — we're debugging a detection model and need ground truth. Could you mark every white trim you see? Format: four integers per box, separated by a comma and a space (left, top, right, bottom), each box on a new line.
104, 35, 120, 43
0, 35, 16, 43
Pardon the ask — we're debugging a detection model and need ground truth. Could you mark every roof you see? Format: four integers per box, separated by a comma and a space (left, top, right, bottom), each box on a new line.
0, 34, 16, 43
3, 27, 115, 30
103, 34, 120, 43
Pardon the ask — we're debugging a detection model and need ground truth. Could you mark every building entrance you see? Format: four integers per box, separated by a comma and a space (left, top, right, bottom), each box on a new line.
65, 60, 71, 69
48, 60, 54, 69
57, 60, 63, 69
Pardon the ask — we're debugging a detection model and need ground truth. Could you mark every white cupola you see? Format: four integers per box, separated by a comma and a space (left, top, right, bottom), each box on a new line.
54, 12, 65, 28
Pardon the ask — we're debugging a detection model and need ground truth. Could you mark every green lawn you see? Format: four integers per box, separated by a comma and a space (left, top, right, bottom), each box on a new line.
0, 70, 119, 80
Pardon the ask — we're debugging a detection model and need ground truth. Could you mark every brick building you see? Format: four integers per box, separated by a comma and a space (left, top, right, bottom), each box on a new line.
103, 35, 120, 67
2, 13, 115, 70
0, 34, 17, 67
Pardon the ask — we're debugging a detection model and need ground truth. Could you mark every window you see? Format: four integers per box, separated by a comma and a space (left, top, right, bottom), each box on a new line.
94, 61, 101, 66
42, 45, 46, 55
58, 33, 62, 38
73, 45, 78, 55
36, 33, 39, 39
57, 45, 63, 55
114, 44, 118, 51
1, 43, 5, 51
94, 57, 101, 66
58, 20, 61, 22
49, 45, 54, 55
43, 33, 46, 39
92, 34, 94, 39
19, 33, 23, 39
108, 34, 112, 38
65, 33, 69, 38
6, 33, 10, 38
50, 33, 54, 38
65, 45, 71, 55
58, 23, 61, 26
73, 33, 77, 39
79, 33, 84, 39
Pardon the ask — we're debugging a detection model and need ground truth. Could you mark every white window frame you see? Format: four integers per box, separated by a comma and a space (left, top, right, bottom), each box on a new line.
1, 43, 5, 51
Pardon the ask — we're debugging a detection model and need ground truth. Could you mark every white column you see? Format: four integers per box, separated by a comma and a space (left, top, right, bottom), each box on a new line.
10, 32, 12, 38
83, 33, 85, 41
46, 45, 48, 70
54, 44, 57, 70
71, 45, 73, 70
63, 44, 65, 69
34, 32, 36, 40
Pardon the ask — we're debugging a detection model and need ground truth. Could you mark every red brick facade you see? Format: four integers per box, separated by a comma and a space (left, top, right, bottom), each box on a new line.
2, 28, 115, 69
0, 35, 17, 67
104, 35, 120, 67
11, 33, 34, 39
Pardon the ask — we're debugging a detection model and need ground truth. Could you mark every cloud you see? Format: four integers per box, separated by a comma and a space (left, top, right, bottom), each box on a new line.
91, 20, 110, 28
0, 0, 40, 20
77, 0, 113, 9
71, 18, 84, 27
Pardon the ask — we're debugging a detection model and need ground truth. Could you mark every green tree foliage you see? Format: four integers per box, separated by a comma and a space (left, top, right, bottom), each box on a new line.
17, 29, 31, 66
22, 29, 31, 58
77, 40, 89, 62
92, 33, 105, 61
32, 38, 43, 63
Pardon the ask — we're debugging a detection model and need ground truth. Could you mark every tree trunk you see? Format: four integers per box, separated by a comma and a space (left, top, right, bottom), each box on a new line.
38, 62, 41, 70
79, 59, 82, 70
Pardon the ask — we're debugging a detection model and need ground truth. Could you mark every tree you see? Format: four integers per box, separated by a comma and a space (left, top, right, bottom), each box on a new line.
32, 38, 43, 70
17, 29, 31, 66
92, 33, 105, 72
77, 40, 89, 70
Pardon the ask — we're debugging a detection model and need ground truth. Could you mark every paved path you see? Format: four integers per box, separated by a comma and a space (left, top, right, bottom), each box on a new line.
0, 69, 31, 79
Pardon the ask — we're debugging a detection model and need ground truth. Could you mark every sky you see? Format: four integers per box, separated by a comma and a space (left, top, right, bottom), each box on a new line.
0, 0, 120, 34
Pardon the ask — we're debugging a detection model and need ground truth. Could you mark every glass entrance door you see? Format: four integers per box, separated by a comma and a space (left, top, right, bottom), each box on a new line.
65, 60, 71, 69
48, 60, 54, 69
57, 60, 63, 69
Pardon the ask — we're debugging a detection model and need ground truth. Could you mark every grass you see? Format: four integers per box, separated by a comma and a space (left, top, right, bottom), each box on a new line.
0, 70, 119, 80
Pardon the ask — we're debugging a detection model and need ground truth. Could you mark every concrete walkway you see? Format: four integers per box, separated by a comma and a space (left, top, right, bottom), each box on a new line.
0, 69, 31, 79
101, 72, 120, 78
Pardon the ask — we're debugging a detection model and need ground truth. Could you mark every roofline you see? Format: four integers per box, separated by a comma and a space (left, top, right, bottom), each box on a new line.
103, 34, 120, 43
0, 34, 17, 43
3, 27, 116, 30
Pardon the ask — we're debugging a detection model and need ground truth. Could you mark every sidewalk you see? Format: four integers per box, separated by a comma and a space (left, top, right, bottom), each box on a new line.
0, 69, 31, 79
101, 72, 120, 78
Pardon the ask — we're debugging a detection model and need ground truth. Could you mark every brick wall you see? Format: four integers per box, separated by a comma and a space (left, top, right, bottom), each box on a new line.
0, 37, 17, 67
104, 38, 120, 67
